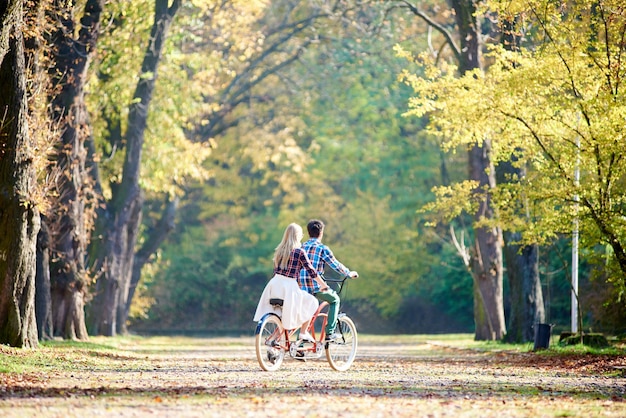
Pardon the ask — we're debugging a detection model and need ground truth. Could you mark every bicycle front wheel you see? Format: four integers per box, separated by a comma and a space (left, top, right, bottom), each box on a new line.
325, 315, 357, 371
255, 314, 286, 371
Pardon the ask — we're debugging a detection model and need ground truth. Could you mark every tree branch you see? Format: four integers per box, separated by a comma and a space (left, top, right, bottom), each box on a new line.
396, 0, 461, 63
500, 110, 574, 185
450, 224, 470, 268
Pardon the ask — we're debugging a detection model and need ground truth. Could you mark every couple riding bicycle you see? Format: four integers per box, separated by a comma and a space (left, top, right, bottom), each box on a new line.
253, 219, 358, 371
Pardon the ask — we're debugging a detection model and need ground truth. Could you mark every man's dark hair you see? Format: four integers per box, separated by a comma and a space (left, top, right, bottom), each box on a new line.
307, 219, 325, 238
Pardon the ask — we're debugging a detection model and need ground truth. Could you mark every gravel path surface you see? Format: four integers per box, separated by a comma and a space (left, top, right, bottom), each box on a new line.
0, 335, 624, 417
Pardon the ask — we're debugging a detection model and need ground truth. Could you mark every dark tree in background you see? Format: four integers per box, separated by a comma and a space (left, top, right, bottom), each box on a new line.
497, 17, 544, 343
35, 219, 53, 340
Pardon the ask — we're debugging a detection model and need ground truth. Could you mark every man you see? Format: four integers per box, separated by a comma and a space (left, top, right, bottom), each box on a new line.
298, 219, 358, 342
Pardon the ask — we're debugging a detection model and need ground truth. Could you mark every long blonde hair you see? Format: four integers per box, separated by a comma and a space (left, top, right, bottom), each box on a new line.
273, 223, 303, 269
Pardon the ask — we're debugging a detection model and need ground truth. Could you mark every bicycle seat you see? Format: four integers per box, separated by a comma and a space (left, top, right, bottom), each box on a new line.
269, 298, 284, 307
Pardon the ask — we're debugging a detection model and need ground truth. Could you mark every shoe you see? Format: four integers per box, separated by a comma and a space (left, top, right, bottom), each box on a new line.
299, 331, 314, 342
325, 332, 341, 342
294, 350, 306, 362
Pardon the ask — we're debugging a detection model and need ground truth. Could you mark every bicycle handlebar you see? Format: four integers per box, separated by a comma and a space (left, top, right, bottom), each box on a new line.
325, 276, 349, 283
321, 272, 358, 295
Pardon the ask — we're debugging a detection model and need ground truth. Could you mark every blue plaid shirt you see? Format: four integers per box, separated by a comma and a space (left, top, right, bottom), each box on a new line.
298, 238, 350, 294
274, 247, 318, 280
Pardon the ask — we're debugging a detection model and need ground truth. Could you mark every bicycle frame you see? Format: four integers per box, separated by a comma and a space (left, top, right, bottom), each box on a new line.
256, 300, 330, 359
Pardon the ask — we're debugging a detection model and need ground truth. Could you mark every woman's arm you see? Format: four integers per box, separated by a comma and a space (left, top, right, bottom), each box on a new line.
297, 249, 328, 289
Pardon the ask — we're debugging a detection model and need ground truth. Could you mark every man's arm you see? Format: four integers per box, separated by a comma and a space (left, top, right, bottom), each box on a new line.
321, 246, 351, 276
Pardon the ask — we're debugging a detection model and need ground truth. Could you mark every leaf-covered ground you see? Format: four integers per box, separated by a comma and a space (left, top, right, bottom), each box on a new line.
0, 334, 624, 417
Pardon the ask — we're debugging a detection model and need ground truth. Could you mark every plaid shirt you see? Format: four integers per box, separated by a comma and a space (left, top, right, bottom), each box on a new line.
274, 247, 318, 280
298, 238, 350, 294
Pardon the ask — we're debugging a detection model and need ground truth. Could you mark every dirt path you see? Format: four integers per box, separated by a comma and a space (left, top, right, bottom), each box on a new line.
0, 335, 624, 417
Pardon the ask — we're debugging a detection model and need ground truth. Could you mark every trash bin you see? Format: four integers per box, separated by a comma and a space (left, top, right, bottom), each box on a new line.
533, 323, 552, 351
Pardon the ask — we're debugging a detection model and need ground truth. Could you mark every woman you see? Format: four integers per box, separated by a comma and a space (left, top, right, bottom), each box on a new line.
253, 223, 327, 341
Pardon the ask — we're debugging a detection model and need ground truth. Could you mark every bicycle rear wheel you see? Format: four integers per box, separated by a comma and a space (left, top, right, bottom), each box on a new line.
255, 314, 286, 371
325, 314, 357, 371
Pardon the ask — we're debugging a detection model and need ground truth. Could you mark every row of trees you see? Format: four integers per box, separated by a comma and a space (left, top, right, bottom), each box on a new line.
3, 0, 391, 346
133, 0, 625, 338
1, 0, 624, 348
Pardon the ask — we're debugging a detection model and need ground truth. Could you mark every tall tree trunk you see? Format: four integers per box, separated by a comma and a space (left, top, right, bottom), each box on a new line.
46, 0, 104, 340
89, 0, 181, 336
36, 217, 53, 340
120, 196, 178, 330
0, 0, 40, 348
469, 143, 505, 340
497, 158, 544, 343
451, 0, 505, 340
24, 0, 54, 343
502, 232, 544, 342
497, 17, 544, 343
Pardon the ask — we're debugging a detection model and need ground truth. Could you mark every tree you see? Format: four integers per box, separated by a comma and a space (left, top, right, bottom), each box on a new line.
23, 0, 55, 342
497, 16, 544, 343
88, 0, 182, 336
403, 0, 626, 318
498, 159, 545, 342
35, 219, 53, 340
0, 0, 40, 348
43, 0, 104, 341
489, 0, 626, 287
398, 0, 506, 340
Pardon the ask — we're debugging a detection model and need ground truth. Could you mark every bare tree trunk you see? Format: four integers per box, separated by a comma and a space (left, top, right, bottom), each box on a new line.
23, 0, 54, 343
469, 143, 506, 340
502, 233, 544, 342
36, 217, 53, 340
89, 0, 181, 336
0, 0, 40, 348
45, 0, 104, 340
89, 190, 144, 336
449, 0, 505, 340
120, 196, 178, 330
400, 0, 504, 339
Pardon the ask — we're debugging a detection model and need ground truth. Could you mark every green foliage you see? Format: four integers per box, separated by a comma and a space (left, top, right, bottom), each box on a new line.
87, 0, 152, 188
87, 0, 213, 201
127, 0, 478, 334
134, 219, 272, 332
120, 0, 622, 336
420, 181, 480, 225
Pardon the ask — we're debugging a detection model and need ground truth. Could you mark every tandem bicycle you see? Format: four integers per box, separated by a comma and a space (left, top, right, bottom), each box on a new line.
254, 275, 358, 371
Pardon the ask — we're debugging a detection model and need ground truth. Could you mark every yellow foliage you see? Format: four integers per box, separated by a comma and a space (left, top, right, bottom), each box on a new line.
420, 181, 480, 226
403, 0, 626, 253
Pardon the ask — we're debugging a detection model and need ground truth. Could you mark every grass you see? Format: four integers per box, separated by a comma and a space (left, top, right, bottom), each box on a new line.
549, 342, 625, 356
0, 336, 143, 373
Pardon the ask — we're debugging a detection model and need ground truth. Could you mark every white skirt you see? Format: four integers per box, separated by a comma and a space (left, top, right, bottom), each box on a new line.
253, 274, 318, 329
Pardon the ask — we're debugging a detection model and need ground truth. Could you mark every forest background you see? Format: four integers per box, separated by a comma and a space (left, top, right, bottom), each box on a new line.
1, 0, 625, 348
